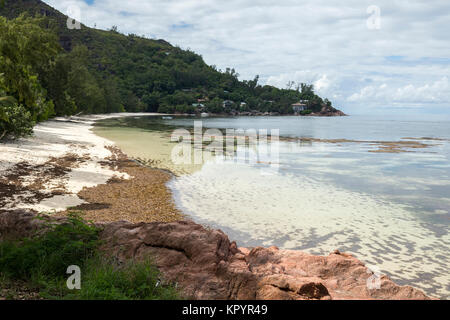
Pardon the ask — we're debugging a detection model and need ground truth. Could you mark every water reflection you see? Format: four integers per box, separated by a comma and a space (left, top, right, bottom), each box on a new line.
94, 115, 450, 299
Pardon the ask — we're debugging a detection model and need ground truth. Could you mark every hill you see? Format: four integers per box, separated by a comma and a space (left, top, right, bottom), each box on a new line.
0, 0, 343, 138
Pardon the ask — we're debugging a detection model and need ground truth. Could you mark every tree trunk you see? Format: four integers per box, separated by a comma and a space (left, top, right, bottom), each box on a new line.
0, 129, 7, 141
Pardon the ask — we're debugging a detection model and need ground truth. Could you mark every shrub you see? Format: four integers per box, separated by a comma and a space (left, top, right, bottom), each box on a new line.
0, 212, 180, 300
0, 103, 35, 140
0, 212, 99, 281
300, 110, 312, 115
157, 104, 174, 114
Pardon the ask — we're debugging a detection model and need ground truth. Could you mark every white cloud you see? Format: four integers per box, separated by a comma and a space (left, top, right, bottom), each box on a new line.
314, 74, 331, 93
44, 0, 450, 113
348, 77, 450, 105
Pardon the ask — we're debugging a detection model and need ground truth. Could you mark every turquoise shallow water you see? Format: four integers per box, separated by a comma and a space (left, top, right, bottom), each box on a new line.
95, 115, 450, 299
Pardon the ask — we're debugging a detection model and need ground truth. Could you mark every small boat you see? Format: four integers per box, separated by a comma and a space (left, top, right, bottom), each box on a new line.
201, 113, 209, 118
162, 116, 173, 120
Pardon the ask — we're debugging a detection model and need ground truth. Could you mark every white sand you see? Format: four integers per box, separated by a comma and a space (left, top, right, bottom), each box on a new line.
0, 113, 159, 213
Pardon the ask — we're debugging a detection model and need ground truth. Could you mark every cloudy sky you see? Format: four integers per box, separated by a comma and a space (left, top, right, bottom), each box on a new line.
45, 0, 450, 114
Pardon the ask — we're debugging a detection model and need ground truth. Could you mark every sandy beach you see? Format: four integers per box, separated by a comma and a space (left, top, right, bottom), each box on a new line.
1, 113, 448, 299
0, 113, 182, 223
0, 113, 444, 300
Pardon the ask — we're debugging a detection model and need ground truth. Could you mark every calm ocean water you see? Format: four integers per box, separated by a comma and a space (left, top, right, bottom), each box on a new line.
94, 115, 450, 299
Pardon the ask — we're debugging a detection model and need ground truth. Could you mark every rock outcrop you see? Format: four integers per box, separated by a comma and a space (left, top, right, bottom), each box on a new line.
0, 210, 429, 300
308, 105, 347, 117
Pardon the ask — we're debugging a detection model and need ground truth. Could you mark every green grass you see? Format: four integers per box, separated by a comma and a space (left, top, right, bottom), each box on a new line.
66, 257, 179, 300
0, 212, 180, 300
0, 212, 99, 281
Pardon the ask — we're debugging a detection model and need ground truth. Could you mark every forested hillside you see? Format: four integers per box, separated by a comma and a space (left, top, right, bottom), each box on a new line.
0, 0, 338, 139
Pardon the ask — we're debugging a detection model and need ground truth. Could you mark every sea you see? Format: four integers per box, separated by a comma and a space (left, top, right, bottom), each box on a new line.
94, 114, 450, 299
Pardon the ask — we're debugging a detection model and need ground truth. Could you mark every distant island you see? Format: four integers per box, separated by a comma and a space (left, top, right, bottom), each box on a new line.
0, 0, 344, 140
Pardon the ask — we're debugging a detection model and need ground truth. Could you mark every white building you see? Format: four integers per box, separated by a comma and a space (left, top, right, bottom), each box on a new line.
292, 102, 307, 112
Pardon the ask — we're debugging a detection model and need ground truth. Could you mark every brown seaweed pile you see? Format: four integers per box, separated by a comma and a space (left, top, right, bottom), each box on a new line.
57, 147, 183, 223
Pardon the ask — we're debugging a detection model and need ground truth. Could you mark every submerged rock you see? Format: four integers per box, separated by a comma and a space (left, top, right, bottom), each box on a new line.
0, 210, 429, 300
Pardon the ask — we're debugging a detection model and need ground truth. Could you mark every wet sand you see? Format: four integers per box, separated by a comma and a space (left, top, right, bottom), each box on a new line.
0, 113, 182, 223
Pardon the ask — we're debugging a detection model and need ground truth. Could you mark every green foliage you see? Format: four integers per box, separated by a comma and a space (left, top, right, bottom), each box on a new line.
157, 104, 174, 114
0, 14, 58, 137
0, 0, 336, 140
205, 97, 224, 114
0, 15, 58, 120
102, 77, 125, 113
0, 212, 180, 300
0, 212, 99, 281
124, 91, 145, 112
40, 52, 76, 116
68, 257, 179, 300
0, 13, 127, 138
0, 95, 15, 108
142, 91, 161, 112
0, 73, 35, 139
163, 91, 196, 106
0, 103, 35, 139
300, 109, 312, 115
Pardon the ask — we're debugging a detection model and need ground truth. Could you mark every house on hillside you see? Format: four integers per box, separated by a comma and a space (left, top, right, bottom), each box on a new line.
223, 100, 234, 109
292, 102, 307, 112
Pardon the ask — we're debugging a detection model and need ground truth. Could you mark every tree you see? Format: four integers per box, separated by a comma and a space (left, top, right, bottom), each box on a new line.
142, 92, 161, 112
0, 74, 34, 140
0, 15, 58, 136
102, 77, 125, 113
64, 46, 107, 114
286, 81, 295, 90
124, 91, 145, 112
157, 104, 174, 114
245, 75, 259, 93
205, 97, 224, 113
0, 0, 339, 132
41, 53, 77, 116
0, 103, 34, 140
300, 83, 315, 96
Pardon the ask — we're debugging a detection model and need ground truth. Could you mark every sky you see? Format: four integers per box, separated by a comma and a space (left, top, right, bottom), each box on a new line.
44, 0, 450, 115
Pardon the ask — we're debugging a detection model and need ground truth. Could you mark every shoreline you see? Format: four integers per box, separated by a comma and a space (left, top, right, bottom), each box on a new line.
178, 110, 347, 117
0, 113, 434, 299
0, 210, 431, 300
0, 113, 165, 216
